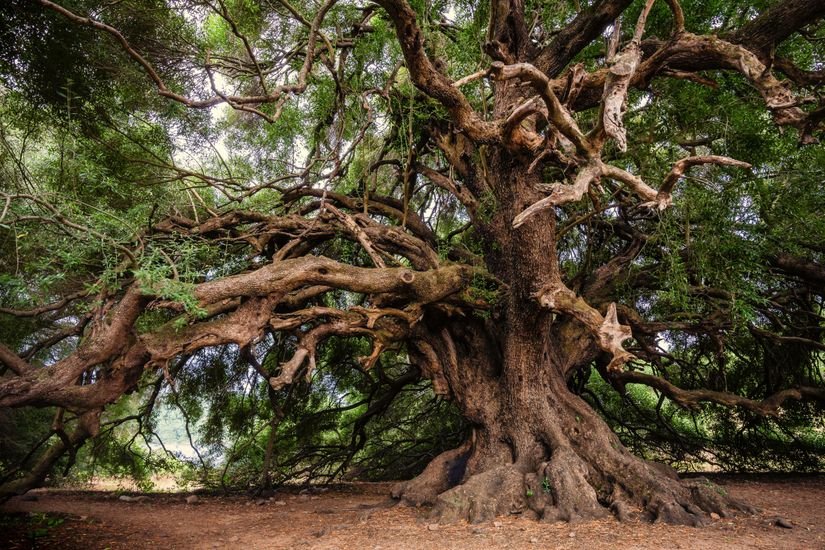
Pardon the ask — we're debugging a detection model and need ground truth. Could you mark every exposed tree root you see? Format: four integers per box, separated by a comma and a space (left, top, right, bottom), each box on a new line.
392, 429, 755, 526
533, 447, 607, 522
387, 345, 759, 528
391, 441, 471, 506
432, 465, 527, 523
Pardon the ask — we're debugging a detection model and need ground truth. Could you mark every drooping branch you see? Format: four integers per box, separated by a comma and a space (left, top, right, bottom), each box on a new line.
599, 163, 661, 205
748, 324, 825, 352
33, 0, 339, 123
374, 0, 500, 143
268, 306, 413, 389
1, 192, 139, 265
192, 255, 470, 306
282, 187, 437, 245
0, 417, 95, 499
153, 203, 440, 269
774, 57, 825, 87
414, 163, 479, 217
0, 286, 147, 408
555, 16, 824, 143
0, 289, 89, 317
639, 33, 818, 138
769, 253, 825, 286
514, 153, 749, 228
0, 343, 31, 375
323, 202, 387, 268
608, 369, 825, 417
0, 253, 480, 409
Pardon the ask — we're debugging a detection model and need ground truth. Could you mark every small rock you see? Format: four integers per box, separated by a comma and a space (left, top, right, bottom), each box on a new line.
299, 488, 310, 495
493, 521, 503, 528
274, 500, 287, 506
312, 528, 327, 538
529, 537, 539, 544
569, 532, 576, 538
310, 495, 320, 500
78, 515, 88, 521
773, 517, 793, 529
245, 501, 253, 506
710, 512, 720, 520
256, 499, 267, 506
186, 495, 199, 505
427, 523, 439, 531
298, 494, 310, 502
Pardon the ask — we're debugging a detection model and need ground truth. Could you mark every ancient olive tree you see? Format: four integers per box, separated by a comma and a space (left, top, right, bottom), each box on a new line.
1, 0, 825, 525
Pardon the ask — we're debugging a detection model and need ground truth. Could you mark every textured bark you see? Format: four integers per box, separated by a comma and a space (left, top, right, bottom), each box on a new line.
4, 0, 822, 516
395, 315, 755, 524
392, 116, 753, 526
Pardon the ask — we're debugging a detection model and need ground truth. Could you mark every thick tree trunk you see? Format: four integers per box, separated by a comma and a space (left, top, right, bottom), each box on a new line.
392, 139, 753, 525
394, 322, 753, 524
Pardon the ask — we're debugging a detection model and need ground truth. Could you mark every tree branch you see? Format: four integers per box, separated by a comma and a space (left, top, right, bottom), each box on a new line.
374, 0, 500, 143
609, 370, 825, 417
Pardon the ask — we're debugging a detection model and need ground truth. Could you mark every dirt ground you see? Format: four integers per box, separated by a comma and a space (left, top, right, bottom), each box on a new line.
1, 474, 823, 550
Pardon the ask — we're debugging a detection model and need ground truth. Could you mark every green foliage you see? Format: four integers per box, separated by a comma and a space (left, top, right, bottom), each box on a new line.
467, 272, 499, 319
0, 0, 822, 494
582, 368, 825, 472
0, 408, 54, 473
73, 335, 461, 491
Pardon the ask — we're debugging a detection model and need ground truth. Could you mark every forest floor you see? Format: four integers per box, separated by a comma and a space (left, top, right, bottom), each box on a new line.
1, 474, 823, 549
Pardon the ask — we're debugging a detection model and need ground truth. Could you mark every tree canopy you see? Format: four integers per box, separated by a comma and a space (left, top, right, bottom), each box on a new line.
0, 0, 824, 525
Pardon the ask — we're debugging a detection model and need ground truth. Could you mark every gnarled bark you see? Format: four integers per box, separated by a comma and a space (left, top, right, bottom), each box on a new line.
3, 0, 823, 517
391, 142, 754, 525
394, 319, 753, 525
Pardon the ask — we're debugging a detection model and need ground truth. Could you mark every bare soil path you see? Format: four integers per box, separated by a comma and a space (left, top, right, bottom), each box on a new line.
1, 475, 823, 549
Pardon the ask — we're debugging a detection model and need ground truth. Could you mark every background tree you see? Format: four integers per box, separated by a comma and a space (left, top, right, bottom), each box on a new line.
0, 0, 824, 526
